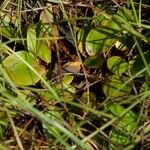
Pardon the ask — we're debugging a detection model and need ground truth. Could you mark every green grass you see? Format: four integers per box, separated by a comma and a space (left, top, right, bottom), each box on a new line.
0, 0, 150, 149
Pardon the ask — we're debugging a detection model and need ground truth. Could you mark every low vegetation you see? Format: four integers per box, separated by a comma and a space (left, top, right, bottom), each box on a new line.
0, 0, 150, 149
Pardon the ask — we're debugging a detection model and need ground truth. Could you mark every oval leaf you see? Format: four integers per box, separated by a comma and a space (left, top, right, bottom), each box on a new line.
85, 28, 106, 56
103, 75, 132, 98
77, 26, 91, 56
62, 75, 74, 85
107, 56, 128, 76
27, 25, 37, 54
106, 102, 137, 149
78, 17, 120, 56
36, 40, 51, 63
2, 51, 45, 85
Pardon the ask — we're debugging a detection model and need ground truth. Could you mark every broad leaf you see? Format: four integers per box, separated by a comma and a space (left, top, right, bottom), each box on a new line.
40, 75, 75, 102
129, 53, 150, 77
27, 25, 37, 54
36, 40, 51, 63
2, 51, 45, 85
77, 26, 91, 56
103, 75, 132, 98
78, 16, 120, 56
105, 102, 138, 150
62, 75, 74, 85
80, 92, 97, 108
84, 55, 104, 68
27, 25, 51, 63
107, 56, 128, 76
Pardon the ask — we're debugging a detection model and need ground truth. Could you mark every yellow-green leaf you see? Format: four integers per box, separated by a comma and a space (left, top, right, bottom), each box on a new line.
84, 55, 104, 68
2, 51, 45, 85
77, 18, 120, 56
103, 75, 132, 98
106, 102, 138, 150
27, 25, 37, 54
107, 56, 128, 76
36, 40, 51, 63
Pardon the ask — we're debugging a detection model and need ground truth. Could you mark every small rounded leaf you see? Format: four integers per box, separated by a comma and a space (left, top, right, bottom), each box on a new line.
107, 56, 128, 76
63, 61, 81, 74
77, 18, 120, 56
85, 28, 105, 56
103, 75, 132, 98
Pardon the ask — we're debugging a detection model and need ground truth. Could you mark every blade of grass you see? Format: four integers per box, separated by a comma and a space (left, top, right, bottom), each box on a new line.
129, 0, 138, 23
99, 11, 148, 43
138, 0, 142, 27
5, 108, 24, 150
72, 92, 149, 149
59, 0, 90, 106
124, 123, 150, 149
133, 36, 150, 77
0, 66, 89, 150
1, 43, 60, 101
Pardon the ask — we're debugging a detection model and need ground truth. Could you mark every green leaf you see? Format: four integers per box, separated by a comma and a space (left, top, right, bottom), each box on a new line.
85, 28, 106, 55
0, 12, 10, 24
27, 25, 51, 63
36, 40, 51, 63
39, 90, 56, 102
129, 53, 150, 76
62, 75, 74, 85
80, 92, 97, 108
107, 56, 128, 76
77, 26, 91, 56
2, 51, 45, 85
84, 55, 104, 68
0, 26, 14, 39
0, 43, 10, 54
103, 75, 132, 98
0, 144, 8, 150
27, 25, 37, 54
116, 7, 135, 24
40, 75, 75, 102
115, 34, 134, 51
0, 11, 15, 39
106, 102, 138, 149
107, 103, 137, 124
61, 75, 76, 94
77, 16, 120, 56
101, 19, 121, 51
